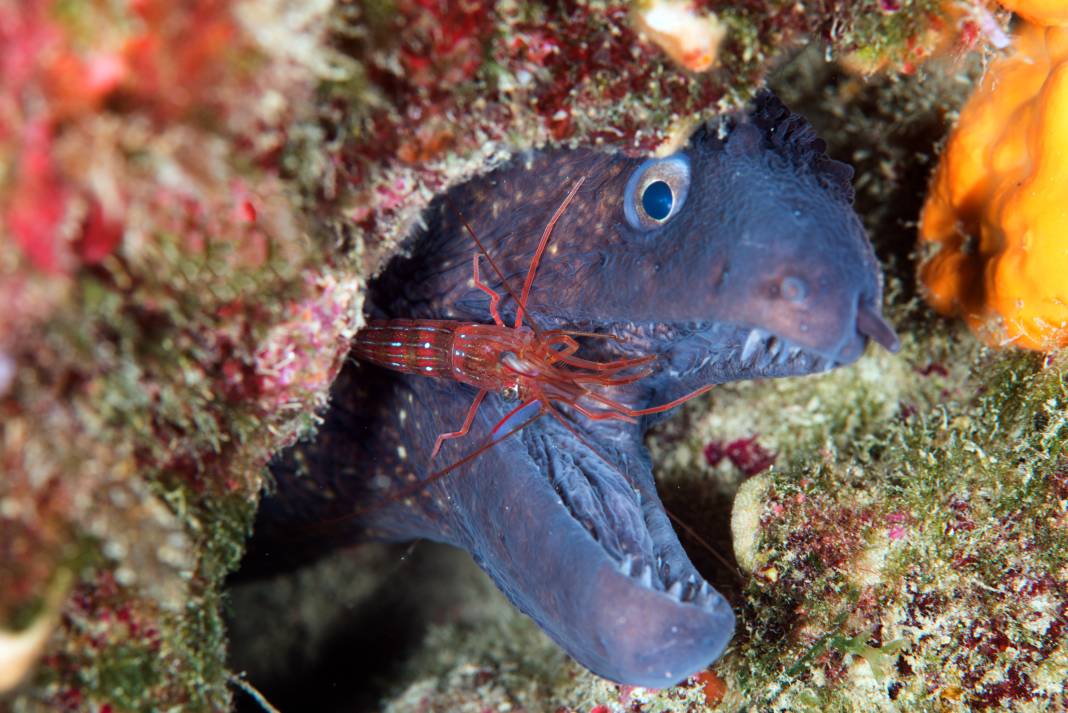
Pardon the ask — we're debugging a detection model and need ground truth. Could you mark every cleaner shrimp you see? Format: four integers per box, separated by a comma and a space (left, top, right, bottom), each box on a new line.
352, 177, 717, 474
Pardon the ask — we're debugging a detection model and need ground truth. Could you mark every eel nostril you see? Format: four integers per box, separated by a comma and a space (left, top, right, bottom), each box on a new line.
856, 302, 901, 353
780, 276, 809, 303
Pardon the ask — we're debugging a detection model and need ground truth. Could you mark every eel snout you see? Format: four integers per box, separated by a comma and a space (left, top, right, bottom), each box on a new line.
699, 247, 899, 378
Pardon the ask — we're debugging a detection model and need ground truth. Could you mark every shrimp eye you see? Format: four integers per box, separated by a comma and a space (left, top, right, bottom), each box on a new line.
624, 154, 691, 230
780, 276, 808, 303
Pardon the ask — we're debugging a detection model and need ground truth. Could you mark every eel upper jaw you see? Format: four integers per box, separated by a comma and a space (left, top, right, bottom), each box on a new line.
701, 305, 899, 378
543, 315, 887, 386
459, 409, 734, 687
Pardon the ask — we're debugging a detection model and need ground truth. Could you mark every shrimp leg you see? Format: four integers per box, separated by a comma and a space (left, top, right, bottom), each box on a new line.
430, 256, 508, 461
581, 383, 717, 417
430, 388, 489, 459
490, 398, 543, 437
472, 255, 506, 328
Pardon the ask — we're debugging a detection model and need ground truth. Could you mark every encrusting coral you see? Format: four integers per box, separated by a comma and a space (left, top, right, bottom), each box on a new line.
919, 19, 1068, 350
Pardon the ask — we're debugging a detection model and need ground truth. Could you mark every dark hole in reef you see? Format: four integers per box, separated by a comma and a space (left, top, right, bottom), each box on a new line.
656, 473, 745, 604
228, 542, 497, 713
645, 418, 745, 608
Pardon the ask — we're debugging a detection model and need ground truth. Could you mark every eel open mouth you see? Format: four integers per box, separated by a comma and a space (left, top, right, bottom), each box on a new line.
248, 303, 900, 688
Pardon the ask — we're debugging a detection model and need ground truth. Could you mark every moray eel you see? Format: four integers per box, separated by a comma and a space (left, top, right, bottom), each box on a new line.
247, 93, 899, 687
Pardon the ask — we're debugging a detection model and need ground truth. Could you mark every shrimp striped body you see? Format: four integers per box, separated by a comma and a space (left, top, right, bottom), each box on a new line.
352, 320, 536, 392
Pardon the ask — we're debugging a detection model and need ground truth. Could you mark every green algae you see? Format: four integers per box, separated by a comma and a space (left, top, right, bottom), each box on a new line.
709, 343, 1067, 710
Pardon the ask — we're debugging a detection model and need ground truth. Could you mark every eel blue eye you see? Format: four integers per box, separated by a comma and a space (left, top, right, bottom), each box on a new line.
624, 154, 691, 231
642, 181, 673, 221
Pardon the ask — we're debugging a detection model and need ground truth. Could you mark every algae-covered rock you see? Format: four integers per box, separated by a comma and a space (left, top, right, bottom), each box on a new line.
1, 0, 355, 708
716, 346, 1067, 710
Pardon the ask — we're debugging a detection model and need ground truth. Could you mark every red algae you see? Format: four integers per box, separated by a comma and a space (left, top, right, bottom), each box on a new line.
705, 436, 776, 475
690, 669, 728, 705
319, 0, 953, 258
6, 120, 71, 273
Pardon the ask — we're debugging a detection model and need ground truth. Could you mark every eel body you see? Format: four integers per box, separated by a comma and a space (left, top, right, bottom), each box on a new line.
247, 93, 899, 687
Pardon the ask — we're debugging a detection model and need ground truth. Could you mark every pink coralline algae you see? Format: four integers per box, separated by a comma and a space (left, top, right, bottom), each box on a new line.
705, 436, 777, 475
254, 273, 361, 413
0, 0, 258, 275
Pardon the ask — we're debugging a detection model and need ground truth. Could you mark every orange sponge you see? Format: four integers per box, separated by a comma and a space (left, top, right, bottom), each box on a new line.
998, 0, 1068, 27
919, 21, 1068, 350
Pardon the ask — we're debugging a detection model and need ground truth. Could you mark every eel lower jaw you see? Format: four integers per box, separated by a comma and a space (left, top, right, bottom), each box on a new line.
485, 420, 735, 685
465, 449, 735, 687
582, 555, 735, 686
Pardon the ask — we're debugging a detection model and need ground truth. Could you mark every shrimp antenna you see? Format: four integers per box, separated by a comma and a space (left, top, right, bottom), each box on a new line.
446, 199, 543, 337
515, 176, 585, 329
446, 176, 586, 336
665, 509, 743, 581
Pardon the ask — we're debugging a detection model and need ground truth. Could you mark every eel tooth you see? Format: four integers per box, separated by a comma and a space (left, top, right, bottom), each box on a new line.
741, 328, 764, 364
697, 581, 713, 604
667, 580, 684, 600
619, 555, 635, 577
766, 336, 782, 363
638, 564, 653, 589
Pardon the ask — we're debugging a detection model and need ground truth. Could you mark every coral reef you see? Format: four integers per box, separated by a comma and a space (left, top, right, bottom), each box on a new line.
307, 0, 957, 268
721, 347, 1068, 710
1, 0, 1035, 709
920, 19, 1068, 350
